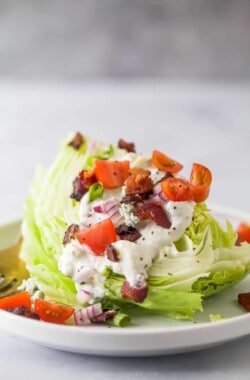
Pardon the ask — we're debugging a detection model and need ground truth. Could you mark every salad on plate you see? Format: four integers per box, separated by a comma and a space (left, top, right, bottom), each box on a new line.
2, 132, 250, 327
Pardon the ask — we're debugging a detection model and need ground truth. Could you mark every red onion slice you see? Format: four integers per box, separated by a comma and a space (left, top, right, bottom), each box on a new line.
153, 182, 162, 195
153, 183, 168, 202
74, 303, 103, 326
93, 199, 121, 223
93, 198, 118, 213
92, 205, 103, 213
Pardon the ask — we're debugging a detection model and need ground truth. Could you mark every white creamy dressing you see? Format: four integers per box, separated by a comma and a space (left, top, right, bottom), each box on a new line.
58, 152, 194, 304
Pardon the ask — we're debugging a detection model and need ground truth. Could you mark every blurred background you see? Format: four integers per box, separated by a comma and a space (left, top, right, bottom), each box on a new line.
0, 0, 250, 223
1, 0, 250, 81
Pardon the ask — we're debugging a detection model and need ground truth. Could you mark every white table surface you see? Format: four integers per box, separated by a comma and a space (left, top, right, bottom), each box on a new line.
0, 81, 250, 379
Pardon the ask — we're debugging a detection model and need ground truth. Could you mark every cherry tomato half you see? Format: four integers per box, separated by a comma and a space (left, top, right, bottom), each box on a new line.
152, 150, 183, 174
161, 177, 194, 201
236, 222, 250, 244
34, 299, 74, 324
190, 163, 212, 203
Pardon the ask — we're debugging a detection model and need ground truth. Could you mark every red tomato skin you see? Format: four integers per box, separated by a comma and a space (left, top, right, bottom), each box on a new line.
190, 163, 212, 203
76, 218, 117, 255
161, 177, 194, 202
152, 150, 183, 174
34, 299, 74, 324
0, 291, 31, 310
192, 185, 210, 203
94, 160, 130, 189
236, 222, 250, 244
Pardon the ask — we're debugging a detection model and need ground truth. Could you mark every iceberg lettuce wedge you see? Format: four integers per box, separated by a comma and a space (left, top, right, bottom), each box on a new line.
20, 133, 250, 326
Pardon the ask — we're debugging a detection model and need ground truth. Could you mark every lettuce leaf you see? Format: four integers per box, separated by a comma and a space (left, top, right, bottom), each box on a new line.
84, 144, 114, 170
186, 203, 237, 249
103, 269, 203, 320
192, 243, 250, 297
103, 228, 250, 321
20, 134, 121, 306
20, 133, 250, 325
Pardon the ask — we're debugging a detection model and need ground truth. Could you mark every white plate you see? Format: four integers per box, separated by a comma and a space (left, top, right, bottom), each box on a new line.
0, 205, 250, 357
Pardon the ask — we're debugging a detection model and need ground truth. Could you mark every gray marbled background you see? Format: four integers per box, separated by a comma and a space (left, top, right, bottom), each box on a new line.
1, 0, 250, 80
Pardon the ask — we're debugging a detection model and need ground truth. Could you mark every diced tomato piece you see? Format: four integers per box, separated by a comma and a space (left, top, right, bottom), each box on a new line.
152, 150, 183, 174
161, 177, 194, 201
236, 222, 250, 244
76, 218, 117, 255
190, 163, 212, 203
35, 299, 74, 324
0, 291, 31, 310
94, 160, 130, 189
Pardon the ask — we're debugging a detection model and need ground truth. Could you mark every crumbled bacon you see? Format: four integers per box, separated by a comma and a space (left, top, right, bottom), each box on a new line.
70, 177, 88, 201
121, 281, 148, 303
6, 306, 40, 320
91, 310, 116, 323
133, 201, 171, 229
63, 224, 80, 244
125, 168, 153, 196
68, 132, 84, 150
70, 170, 97, 202
118, 138, 136, 153
79, 170, 97, 188
116, 224, 141, 242
238, 292, 250, 311
120, 192, 151, 204
105, 244, 119, 262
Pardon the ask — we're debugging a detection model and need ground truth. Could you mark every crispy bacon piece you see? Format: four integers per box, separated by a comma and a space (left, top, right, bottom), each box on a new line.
133, 201, 171, 229
68, 132, 84, 150
238, 292, 250, 311
79, 170, 97, 188
105, 244, 119, 262
6, 306, 40, 320
118, 138, 136, 153
125, 168, 153, 196
116, 224, 141, 242
91, 310, 116, 323
70, 170, 97, 201
120, 192, 151, 204
70, 177, 88, 201
121, 281, 148, 303
63, 224, 80, 244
